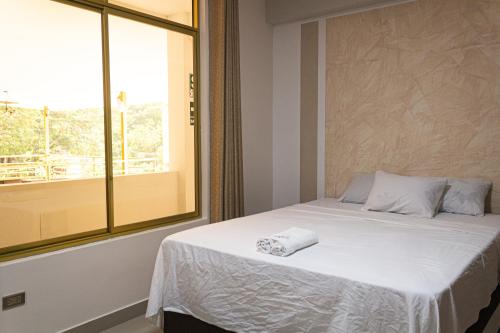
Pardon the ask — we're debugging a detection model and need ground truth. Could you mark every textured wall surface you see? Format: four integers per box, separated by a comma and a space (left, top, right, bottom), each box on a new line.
326, 0, 500, 213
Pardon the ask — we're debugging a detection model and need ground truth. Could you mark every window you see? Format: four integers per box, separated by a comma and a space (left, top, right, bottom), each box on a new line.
0, 0, 199, 260
108, 14, 196, 227
108, 0, 195, 27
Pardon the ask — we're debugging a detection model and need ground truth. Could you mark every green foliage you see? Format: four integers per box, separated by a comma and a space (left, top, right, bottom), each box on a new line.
125, 103, 163, 159
0, 108, 44, 156
50, 108, 105, 157
0, 104, 164, 161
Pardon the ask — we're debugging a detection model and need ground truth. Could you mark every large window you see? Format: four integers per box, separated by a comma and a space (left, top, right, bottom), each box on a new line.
0, 0, 199, 260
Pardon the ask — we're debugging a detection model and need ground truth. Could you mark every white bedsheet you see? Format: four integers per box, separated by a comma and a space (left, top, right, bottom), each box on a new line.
146, 199, 500, 333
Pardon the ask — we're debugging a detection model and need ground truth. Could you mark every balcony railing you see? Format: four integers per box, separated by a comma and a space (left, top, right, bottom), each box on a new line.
0, 154, 165, 183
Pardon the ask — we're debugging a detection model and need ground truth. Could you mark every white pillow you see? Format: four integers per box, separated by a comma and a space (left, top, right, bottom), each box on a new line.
363, 171, 448, 218
441, 179, 492, 216
339, 173, 374, 204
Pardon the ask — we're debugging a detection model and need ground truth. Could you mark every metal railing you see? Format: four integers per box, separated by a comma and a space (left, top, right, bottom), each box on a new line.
0, 154, 166, 183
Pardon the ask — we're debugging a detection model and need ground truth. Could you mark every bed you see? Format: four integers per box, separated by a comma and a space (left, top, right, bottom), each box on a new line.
146, 199, 500, 333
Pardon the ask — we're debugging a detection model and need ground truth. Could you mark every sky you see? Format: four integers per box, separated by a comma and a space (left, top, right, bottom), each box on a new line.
0, 0, 186, 111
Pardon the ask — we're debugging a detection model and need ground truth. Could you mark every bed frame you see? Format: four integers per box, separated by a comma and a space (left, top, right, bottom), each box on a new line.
163, 284, 499, 333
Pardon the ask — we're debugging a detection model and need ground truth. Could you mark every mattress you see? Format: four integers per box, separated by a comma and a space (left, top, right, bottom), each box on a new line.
146, 199, 500, 333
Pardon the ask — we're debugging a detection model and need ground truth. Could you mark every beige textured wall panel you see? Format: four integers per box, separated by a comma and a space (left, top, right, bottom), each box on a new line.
326, 0, 500, 213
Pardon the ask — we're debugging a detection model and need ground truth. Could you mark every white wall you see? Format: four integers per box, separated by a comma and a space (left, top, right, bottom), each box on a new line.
0, 221, 205, 333
272, 23, 301, 209
239, 0, 274, 216
0, 1, 210, 332
271, 16, 328, 207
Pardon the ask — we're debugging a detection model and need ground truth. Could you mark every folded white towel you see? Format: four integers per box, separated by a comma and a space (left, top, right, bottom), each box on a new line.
256, 238, 272, 254
257, 227, 319, 257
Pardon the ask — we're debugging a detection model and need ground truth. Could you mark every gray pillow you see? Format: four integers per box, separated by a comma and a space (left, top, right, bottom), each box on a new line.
363, 171, 448, 218
441, 179, 492, 216
339, 173, 374, 204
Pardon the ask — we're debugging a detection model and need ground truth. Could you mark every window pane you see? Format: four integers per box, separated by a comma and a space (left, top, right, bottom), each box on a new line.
109, 15, 195, 227
0, 0, 107, 249
109, 0, 193, 26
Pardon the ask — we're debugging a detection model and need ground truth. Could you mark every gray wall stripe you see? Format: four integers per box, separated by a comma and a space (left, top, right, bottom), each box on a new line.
300, 21, 319, 203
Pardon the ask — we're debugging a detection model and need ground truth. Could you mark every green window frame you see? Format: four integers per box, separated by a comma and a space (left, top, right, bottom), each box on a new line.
0, 0, 201, 262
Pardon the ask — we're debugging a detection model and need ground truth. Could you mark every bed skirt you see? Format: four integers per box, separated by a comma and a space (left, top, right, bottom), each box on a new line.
163, 284, 499, 333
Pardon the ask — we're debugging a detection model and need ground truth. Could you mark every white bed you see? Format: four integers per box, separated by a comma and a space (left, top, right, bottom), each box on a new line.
146, 198, 500, 333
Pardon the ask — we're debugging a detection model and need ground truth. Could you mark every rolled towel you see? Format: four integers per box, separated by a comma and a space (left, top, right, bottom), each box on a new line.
256, 238, 272, 254
257, 227, 319, 257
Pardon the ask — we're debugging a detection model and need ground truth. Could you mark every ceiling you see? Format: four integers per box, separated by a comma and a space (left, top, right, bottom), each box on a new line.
265, 0, 414, 24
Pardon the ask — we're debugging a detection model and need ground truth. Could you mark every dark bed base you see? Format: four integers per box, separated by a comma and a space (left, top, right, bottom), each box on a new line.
164, 311, 232, 333
164, 285, 500, 333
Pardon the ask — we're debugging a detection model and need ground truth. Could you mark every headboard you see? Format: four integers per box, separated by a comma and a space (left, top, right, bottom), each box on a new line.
325, 0, 500, 213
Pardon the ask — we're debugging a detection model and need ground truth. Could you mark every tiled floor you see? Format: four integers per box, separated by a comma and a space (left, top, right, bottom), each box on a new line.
101, 316, 162, 333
